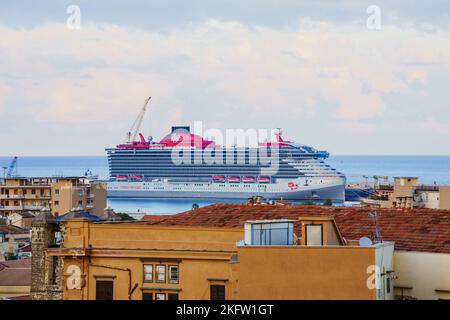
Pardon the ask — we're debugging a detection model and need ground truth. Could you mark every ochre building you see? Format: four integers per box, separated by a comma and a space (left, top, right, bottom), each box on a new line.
44, 210, 394, 300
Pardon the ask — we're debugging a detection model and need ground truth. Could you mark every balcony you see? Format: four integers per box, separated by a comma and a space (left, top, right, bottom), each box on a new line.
0, 194, 21, 199
25, 194, 51, 199
1, 184, 49, 188
23, 205, 46, 211
0, 194, 51, 200
0, 205, 24, 211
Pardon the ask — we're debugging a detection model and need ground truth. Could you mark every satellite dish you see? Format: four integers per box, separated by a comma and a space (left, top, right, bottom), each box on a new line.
359, 236, 373, 247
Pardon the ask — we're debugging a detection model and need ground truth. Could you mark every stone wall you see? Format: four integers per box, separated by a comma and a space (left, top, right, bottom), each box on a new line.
30, 217, 63, 300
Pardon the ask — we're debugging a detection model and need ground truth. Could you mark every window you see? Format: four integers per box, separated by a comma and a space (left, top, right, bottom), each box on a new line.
31, 189, 36, 195
168, 293, 179, 300
210, 285, 226, 300
96, 280, 114, 300
155, 293, 166, 300
54, 200, 59, 206
156, 265, 166, 283
55, 189, 59, 195
49, 256, 58, 284
169, 265, 179, 284
250, 222, 294, 246
305, 224, 323, 246
142, 292, 153, 300
143, 265, 153, 282
386, 277, 391, 294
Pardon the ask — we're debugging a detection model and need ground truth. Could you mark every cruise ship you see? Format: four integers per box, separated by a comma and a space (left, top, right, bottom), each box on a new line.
106, 98, 346, 201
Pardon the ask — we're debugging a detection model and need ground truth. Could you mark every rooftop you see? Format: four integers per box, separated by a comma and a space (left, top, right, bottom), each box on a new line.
0, 224, 29, 234
140, 204, 450, 254
54, 210, 103, 222
141, 214, 169, 222
0, 259, 31, 286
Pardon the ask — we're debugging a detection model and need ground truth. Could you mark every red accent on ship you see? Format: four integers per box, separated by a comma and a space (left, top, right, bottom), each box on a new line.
242, 176, 255, 183
288, 182, 298, 190
258, 129, 293, 147
117, 131, 216, 149
227, 176, 240, 182
258, 176, 271, 183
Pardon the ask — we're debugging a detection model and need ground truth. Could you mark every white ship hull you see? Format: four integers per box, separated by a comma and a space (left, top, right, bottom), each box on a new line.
107, 177, 346, 201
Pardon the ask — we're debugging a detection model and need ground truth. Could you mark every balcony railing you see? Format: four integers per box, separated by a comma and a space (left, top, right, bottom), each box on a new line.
0, 205, 24, 211
0, 194, 51, 199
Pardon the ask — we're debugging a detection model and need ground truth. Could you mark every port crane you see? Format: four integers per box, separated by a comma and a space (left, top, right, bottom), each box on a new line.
373, 175, 388, 189
125, 97, 151, 143
5, 156, 18, 178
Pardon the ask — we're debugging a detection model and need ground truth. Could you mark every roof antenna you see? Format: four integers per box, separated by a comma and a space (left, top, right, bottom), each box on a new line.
368, 209, 383, 243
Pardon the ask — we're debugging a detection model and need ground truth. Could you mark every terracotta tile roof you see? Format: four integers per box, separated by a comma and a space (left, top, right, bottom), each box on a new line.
141, 215, 168, 222
4, 295, 31, 300
0, 259, 31, 269
0, 258, 31, 286
144, 204, 450, 254
19, 244, 32, 253
0, 225, 29, 234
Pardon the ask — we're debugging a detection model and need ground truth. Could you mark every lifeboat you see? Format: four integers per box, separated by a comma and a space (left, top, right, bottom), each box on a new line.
212, 175, 226, 182
116, 175, 128, 181
242, 176, 255, 183
130, 175, 143, 181
258, 176, 271, 183
227, 176, 241, 183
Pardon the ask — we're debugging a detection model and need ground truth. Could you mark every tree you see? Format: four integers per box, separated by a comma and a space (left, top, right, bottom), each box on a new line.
116, 213, 136, 221
4, 252, 17, 260
323, 199, 333, 206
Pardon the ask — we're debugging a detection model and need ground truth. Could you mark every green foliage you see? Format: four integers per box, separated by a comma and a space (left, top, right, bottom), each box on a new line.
4, 252, 17, 260
323, 199, 333, 206
116, 212, 136, 221
301, 200, 315, 205
192, 203, 199, 210
369, 195, 389, 201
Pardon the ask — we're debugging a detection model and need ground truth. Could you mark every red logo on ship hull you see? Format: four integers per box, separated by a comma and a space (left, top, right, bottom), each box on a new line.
288, 182, 298, 190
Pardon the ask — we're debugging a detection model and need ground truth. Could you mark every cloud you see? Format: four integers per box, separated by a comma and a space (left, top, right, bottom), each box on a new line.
418, 118, 450, 134
0, 18, 450, 155
0, 82, 11, 112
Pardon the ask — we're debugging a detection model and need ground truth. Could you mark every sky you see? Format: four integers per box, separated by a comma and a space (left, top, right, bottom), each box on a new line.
1, 1, 450, 156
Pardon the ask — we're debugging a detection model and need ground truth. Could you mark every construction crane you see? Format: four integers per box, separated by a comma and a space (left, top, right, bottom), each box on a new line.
6, 156, 18, 178
373, 175, 388, 189
125, 97, 151, 143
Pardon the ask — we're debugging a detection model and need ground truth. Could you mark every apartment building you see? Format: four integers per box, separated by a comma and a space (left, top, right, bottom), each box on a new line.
377, 177, 450, 210
0, 177, 106, 218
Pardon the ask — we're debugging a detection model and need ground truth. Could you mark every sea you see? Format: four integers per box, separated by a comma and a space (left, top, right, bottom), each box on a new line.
1, 155, 449, 216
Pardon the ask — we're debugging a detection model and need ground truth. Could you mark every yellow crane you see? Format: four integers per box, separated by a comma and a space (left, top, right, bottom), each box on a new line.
125, 97, 151, 143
